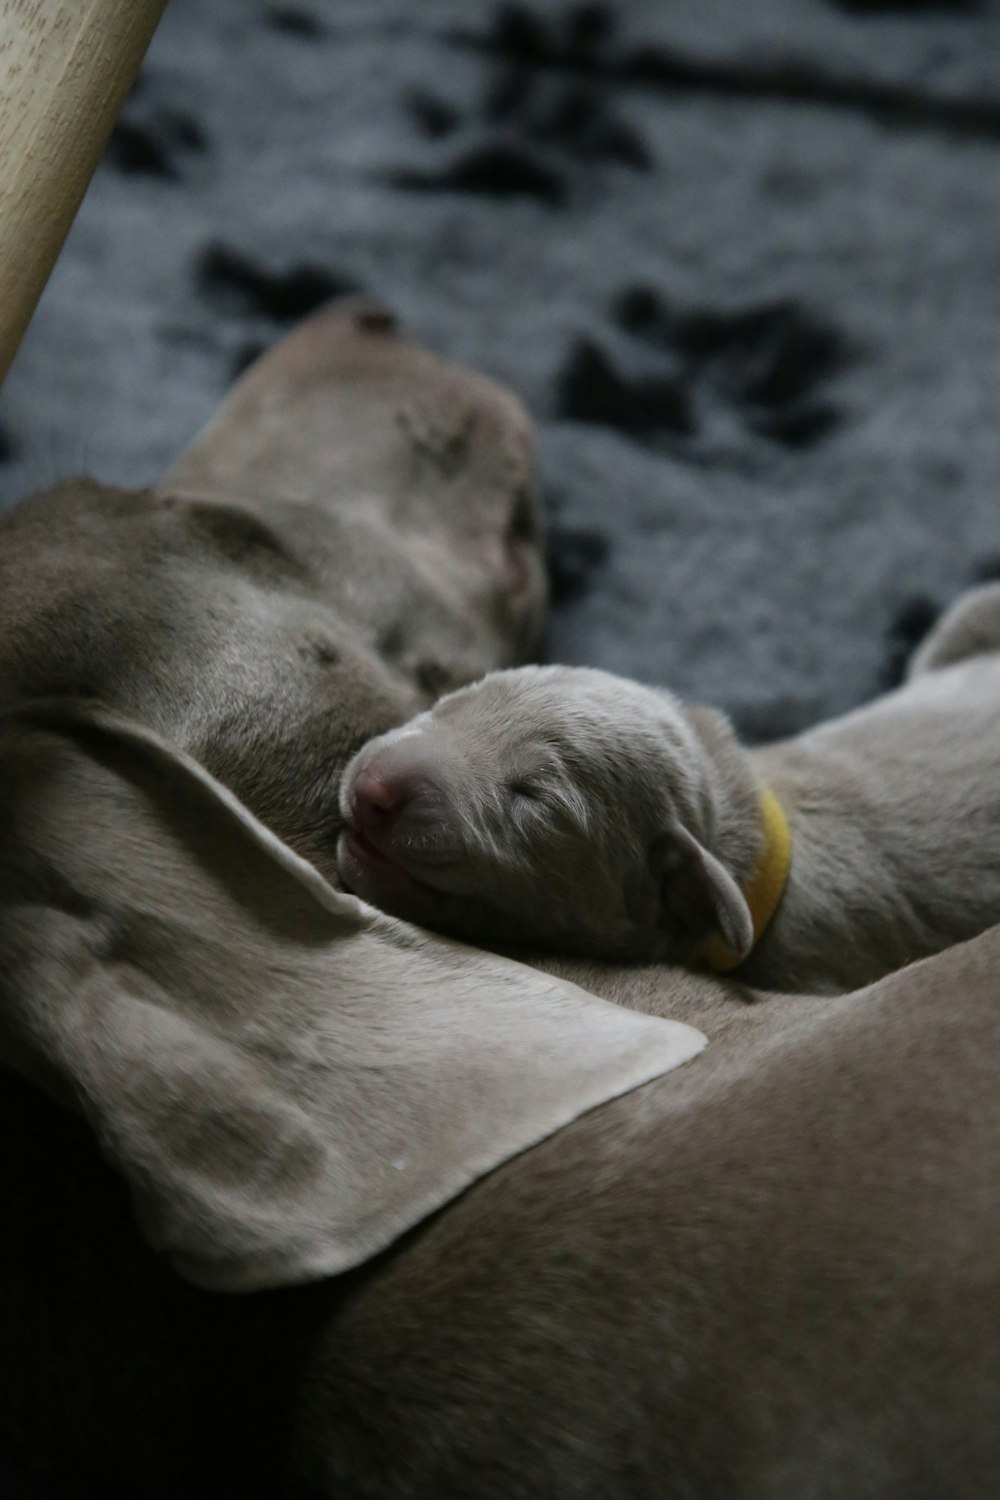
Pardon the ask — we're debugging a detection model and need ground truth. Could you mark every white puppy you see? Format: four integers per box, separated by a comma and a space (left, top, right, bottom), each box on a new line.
338, 593, 1000, 991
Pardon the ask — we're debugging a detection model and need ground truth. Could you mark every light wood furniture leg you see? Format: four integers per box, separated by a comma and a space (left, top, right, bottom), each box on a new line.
0, 0, 169, 384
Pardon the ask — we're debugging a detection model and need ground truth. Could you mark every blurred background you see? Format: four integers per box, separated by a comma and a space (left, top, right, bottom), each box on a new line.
2, 0, 998, 739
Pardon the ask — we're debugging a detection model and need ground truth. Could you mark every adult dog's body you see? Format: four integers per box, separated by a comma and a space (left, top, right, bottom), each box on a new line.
1, 307, 998, 1498
7, 934, 998, 1500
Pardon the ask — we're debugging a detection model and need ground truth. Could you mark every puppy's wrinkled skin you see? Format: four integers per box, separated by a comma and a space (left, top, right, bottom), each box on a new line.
342, 635, 1000, 990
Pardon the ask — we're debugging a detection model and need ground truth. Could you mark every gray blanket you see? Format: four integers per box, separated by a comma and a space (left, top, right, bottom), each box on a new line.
3, 0, 999, 738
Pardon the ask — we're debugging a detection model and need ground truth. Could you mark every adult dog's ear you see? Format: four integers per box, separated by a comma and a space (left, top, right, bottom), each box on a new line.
158, 299, 546, 661
651, 822, 753, 964
0, 704, 705, 1292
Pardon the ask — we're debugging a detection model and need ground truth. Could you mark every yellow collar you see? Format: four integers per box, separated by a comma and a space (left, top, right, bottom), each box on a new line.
699, 788, 792, 973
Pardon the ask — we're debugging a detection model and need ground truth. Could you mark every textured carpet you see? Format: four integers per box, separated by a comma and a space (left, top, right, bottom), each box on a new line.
3, 0, 999, 740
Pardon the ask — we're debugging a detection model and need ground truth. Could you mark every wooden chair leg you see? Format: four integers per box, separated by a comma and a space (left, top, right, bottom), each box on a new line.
0, 0, 169, 384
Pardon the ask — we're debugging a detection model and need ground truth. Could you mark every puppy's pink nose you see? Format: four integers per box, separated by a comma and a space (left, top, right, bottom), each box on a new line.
349, 763, 413, 839
354, 766, 400, 812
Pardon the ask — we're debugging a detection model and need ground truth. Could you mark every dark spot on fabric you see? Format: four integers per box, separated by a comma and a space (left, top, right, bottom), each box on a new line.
471, 2, 616, 72
169, 116, 204, 151
565, 3, 615, 63
613, 31, 1000, 145
533, 86, 651, 168
498, 73, 647, 169
263, 5, 328, 35
407, 6, 643, 204
489, 4, 555, 65
614, 285, 675, 341
197, 244, 361, 321
392, 142, 568, 205
881, 596, 943, 688
106, 122, 176, 177
749, 401, 842, 448
406, 90, 461, 138
968, 555, 1000, 584
0, 423, 16, 462
105, 106, 207, 179
679, 302, 847, 407
537, 86, 599, 139
830, 0, 980, 13
545, 525, 611, 605
605, 288, 850, 450
682, 302, 848, 447
555, 338, 693, 437
485, 67, 536, 121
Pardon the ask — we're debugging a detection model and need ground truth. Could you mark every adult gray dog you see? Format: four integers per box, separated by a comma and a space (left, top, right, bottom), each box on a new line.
0, 304, 997, 1499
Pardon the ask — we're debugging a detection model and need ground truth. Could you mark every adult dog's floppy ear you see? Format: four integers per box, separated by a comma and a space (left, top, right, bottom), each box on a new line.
651, 822, 754, 964
0, 704, 705, 1292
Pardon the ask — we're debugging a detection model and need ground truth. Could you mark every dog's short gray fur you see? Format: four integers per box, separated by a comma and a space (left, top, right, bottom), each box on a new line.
1, 309, 998, 1498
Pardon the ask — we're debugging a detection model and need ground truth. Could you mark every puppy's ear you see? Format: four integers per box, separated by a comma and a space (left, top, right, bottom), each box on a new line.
0, 703, 705, 1292
651, 822, 754, 963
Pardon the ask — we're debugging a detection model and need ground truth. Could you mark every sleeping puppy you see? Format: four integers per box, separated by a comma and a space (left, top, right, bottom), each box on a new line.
338, 618, 1000, 992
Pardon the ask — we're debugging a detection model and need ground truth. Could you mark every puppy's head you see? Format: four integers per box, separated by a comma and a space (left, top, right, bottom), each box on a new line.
337, 665, 753, 962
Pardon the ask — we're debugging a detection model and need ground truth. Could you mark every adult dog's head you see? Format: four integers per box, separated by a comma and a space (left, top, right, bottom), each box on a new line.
0, 300, 548, 877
